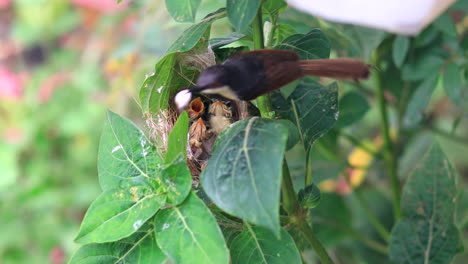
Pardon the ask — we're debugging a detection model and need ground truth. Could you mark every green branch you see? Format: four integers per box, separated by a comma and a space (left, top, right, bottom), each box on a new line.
252, 7, 275, 118
353, 191, 390, 242
251, 6, 334, 264
372, 52, 401, 221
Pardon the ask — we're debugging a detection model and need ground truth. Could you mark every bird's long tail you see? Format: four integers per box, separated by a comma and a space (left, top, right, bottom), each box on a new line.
299, 59, 371, 81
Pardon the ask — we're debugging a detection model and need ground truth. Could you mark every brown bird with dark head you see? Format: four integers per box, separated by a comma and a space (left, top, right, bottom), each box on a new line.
175, 49, 370, 110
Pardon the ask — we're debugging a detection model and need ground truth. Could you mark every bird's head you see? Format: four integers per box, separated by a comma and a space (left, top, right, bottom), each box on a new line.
175, 65, 239, 111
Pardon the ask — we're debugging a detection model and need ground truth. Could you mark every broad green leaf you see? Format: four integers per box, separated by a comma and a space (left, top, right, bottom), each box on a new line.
262, 0, 287, 17
165, 0, 201, 23
276, 119, 300, 150
165, 112, 189, 163
392, 35, 410, 68
404, 75, 438, 127
443, 63, 463, 106
389, 144, 463, 264
336, 91, 370, 128
227, 0, 262, 31
402, 55, 445, 81
209, 32, 246, 49
140, 9, 226, 113
70, 231, 167, 264
167, 8, 226, 53
213, 210, 243, 246
75, 187, 166, 244
230, 225, 301, 264
272, 78, 339, 152
98, 110, 161, 191
154, 192, 229, 264
160, 155, 191, 205
415, 26, 439, 48
271, 24, 298, 47
351, 26, 386, 59
201, 117, 288, 235
277, 29, 330, 59
139, 54, 176, 113
433, 13, 457, 38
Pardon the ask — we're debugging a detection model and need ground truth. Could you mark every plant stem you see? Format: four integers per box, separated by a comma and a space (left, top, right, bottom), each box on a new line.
252, 7, 275, 118
373, 53, 401, 221
281, 161, 301, 215
353, 191, 391, 242
252, 7, 265, 50
296, 220, 335, 264
305, 149, 313, 186
341, 132, 378, 157
251, 7, 334, 263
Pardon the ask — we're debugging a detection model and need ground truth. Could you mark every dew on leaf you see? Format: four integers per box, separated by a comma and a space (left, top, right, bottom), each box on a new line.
132, 220, 144, 230
111, 145, 122, 153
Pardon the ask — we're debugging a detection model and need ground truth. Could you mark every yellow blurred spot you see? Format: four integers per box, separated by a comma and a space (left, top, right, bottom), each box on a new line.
318, 179, 337, 192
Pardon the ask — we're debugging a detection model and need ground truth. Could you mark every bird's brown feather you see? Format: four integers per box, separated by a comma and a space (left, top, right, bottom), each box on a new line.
230, 50, 303, 97
299, 59, 370, 81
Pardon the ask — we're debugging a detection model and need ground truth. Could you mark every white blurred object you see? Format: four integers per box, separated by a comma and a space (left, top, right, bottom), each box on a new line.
287, 0, 456, 35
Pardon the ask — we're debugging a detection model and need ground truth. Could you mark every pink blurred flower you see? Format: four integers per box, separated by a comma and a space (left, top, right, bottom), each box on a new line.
0, 0, 11, 9
3, 126, 24, 144
0, 68, 23, 100
71, 0, 128, 13
49, 247, 65, 264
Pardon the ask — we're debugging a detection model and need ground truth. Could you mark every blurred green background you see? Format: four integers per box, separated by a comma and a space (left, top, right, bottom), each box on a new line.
0, 0, 226, 263
0, 0, 467, 263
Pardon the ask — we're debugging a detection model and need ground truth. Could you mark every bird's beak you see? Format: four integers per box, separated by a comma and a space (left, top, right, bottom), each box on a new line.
174, 89, 193, 113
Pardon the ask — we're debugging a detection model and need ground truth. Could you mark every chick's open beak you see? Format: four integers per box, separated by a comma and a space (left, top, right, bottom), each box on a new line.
174, 89, 193, 112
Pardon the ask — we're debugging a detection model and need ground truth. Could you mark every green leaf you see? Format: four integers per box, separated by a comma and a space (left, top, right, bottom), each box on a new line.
392, 35, 410, 68
402, 55, 445, 81
271, 24, 298, 47
433, 13, 458, 37
70, 231, 167, 264
443, 63, 463, 106
276, 119, 300, 150
165, 111, 189, 164
165, 0, 201, 23
277, 29, 330, 59
415, 26, 440, 47
262, 0, 287, 17
154, 192, 229, 264
209, 32, 246, 49
201, 117, 288, 235
139, 55, 176, 113
75, 187, 166, 244
227, 0, 262, 31
389, 144, 463, 264
167, 8, 226, 53
230, 225, 301, 264
298, 183, 321, 209
98, 110, 162, 191
336, 91, 370, 128
404, 75, 438, 127
272, 78, 339, 152
160, 154, 191, 205
140, 9, 226, 113
351, 26, 386, 59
